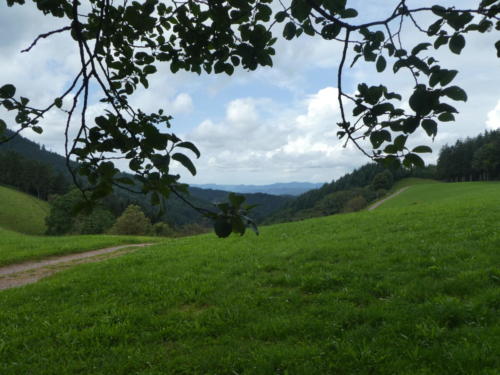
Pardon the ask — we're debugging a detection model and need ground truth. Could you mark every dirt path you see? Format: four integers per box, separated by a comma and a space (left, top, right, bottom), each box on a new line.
0, 243, 152, 291
368, 186, 410, 211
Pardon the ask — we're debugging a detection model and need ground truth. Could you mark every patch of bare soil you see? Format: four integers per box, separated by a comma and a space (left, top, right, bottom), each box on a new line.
0, 243, 152, 291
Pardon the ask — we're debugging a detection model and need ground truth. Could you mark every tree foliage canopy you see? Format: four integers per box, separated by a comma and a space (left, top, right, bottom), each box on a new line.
0, 0, 499, 236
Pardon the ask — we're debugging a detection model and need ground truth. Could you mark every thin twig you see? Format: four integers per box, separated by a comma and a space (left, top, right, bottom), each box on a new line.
21, 26, 72, 53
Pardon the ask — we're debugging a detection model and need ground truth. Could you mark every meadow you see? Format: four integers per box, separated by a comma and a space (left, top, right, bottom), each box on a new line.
0, 181, 498, 374
0, 184, 49, 235
0, 227, 157, 266
0, 185, 158, 266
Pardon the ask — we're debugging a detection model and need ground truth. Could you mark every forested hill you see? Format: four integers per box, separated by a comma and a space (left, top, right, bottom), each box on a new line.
437, 130, 500, 182
268, 163, 437, 223
0, 130, 70, 174
0, 131, 292, 227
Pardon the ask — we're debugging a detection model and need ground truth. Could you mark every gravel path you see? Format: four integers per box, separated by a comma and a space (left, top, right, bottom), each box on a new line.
0, 243, 152, 291
367, 186, 410, 211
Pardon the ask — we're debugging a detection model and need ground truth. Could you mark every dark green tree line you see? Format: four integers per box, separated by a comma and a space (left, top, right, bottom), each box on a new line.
0, 150, 69, 199
437, 130, 500, 181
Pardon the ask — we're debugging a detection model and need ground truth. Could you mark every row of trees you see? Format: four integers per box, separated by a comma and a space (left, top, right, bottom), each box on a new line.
0, 150, 69, 200
45, 189, 190, 237
437, 130, 500, 181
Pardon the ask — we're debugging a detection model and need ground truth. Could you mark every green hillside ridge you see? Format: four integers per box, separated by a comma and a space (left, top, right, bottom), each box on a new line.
0, 185, 50, 235
0, 181, 498, 374
378, 181, 500, 210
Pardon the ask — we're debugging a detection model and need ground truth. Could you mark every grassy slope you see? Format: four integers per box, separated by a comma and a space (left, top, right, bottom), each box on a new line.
391, 177, 441, 190
0, 185, 49, 235
378, 181, 499, 210
0, 227, 158, 266
0, 182, 499, 374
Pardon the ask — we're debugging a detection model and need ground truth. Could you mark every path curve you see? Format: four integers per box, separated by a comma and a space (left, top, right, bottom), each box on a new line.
0, 243, 152, 290
368, 186, 410, 211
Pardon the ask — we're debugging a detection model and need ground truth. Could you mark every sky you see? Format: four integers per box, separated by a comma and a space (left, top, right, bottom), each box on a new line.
0, 1, 499, 185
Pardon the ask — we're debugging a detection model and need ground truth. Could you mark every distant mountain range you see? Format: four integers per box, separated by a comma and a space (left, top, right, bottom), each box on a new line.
193, 182, 325, 196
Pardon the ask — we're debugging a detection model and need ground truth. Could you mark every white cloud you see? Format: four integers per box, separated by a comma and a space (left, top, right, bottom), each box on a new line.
185, 87, 369, 184
171, 93, 193, 115
486, 100, 500, 130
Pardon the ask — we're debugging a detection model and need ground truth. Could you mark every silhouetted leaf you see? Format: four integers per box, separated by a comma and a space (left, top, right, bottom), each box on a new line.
422, 119, 438, 137
412, 145, 432, 153
176, 141, 201, 158
442, 86, 467, 101
376, 55, 386, 72
0, 84, 15, 99
172, 153, 197, 175
449, 33, 466, 54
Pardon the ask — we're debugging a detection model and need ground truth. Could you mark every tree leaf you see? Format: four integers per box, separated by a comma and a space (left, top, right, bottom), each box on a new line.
175, 141, 201, 158
376, 55, 386, 72
409, 87, 433, 116
411, 42, 431, 56
283, 22, 296, 40
143, 65, 157, 75
228, 192, 245, 209
412, 145, 432, 153
275, 11, 287, 22
439, 69, 458, 86
340, 8, 358, 18
172, 153, 197, 175
442, 86, 467, 101
394, 134, 407, 150
370, 130, 391, 149
438, 112, 455, 122
321, 23, 341, 40
291, 0, 312, 22
422, 119, 438, 137
0, 84, 16, 99
449, 33, 466, 54
32, 126, 43, 134
404, 153, 425, 168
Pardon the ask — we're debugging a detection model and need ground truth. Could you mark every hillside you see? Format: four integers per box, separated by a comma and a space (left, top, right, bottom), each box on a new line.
0, 185, 49, 235
0, 226, 156, 266
376, 181, 500, 210
0, 132, 291, 227
268, 164, 437, 223
0, 181, 498, 373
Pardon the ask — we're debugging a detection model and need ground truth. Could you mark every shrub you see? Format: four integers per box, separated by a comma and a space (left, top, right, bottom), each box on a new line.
372, 170, 394, 191
153, 222, 175, 237
343, 195, 367, 213
108, 204, 152, 235
72, 208, 115, 235
376, 188, 388, 199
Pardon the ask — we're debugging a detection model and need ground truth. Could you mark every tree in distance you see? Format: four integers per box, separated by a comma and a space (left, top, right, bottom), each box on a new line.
45, 189, 115, 235
372, 170, 394, 191
0, 0, 499, 236
152, 221, 175, 237
109, 204, 153, 236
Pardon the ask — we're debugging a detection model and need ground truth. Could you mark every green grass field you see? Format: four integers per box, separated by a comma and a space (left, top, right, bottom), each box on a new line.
0, 185, 50, 235
0, 181, 499, 374
378, 181, 500, 210
0, 226, 157, 266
